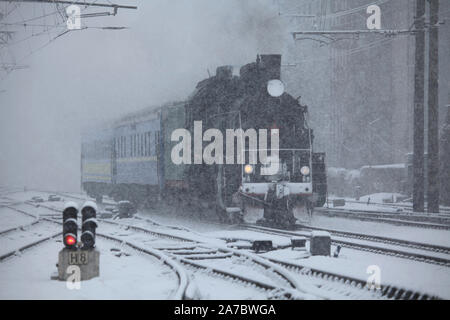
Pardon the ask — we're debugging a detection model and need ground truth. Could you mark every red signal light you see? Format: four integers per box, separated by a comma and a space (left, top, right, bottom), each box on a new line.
65, 235, 76, 246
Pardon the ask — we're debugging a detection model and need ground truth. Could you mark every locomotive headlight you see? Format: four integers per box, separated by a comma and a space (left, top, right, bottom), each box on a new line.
267, 79, 285, 97
300, 166, 310, 176
244, 164, 254, 174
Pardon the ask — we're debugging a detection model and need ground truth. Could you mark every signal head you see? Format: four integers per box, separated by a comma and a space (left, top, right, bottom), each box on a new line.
64, 234, 77, 247
81, 201, 97, 249
62, 202, 79, 249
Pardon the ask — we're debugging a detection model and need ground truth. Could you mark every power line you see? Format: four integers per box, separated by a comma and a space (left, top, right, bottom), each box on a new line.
280, 0, 392, 20
0, 0, 137, 10
292, 29, 414, 39
0, 0, 136, 80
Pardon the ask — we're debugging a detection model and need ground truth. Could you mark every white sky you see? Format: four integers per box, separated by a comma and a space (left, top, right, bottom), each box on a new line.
0, 0, 287, 191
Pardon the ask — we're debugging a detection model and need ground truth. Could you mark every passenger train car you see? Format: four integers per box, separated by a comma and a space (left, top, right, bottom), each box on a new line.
81, 54, 327, 227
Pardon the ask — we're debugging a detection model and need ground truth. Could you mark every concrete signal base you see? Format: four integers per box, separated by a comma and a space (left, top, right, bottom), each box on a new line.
57, 248, 100, 281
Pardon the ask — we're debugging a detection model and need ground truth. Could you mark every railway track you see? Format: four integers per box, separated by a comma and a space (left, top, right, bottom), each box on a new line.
295, 223, 450, 255
93, 232, 190, 299
316, 207, 450, 230
11, 194, 446, 299
239, 224, 447, 299
242, 224, 450, 267
32, 203, 386, 299
0, 207, 191, 300
10, 203, 305, 299
109, 216, 441, 299
327, 198, 450, 215
0, 220, 40, 236
99, 218, 317, 299
0, 230, 62, 262
0, 207, 59, 260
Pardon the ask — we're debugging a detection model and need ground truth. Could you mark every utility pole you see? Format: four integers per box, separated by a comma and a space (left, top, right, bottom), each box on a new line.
440, 103, 450, 206
427, 0, 440, 213
413, 0, 425, 213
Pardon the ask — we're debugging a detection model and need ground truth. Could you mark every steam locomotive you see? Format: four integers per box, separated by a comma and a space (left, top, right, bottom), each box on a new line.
81, 54, 327, 227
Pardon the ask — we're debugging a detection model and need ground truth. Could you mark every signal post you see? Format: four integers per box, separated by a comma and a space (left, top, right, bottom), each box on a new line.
57, 201, 100, 281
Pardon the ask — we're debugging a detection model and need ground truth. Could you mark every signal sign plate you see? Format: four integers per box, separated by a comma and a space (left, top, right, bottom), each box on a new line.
69, 251, 89, 265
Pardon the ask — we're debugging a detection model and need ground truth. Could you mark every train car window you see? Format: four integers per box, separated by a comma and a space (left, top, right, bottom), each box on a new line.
135, 134, 138, 157
137, 134, 140, 157
139, 133, 142, 157
148, 132, 152, 156
120, 137, 122, 158
131, 135, 133, 157
123, 136, 126, 158
140, 133, 143, 157
148, 132, 154, 155
150, 132, 153, 156
156, 131, 160, 154
131, 134, 136, 157
152, 131, 156, 156
136, 134, 139, 157
144, 133, 147, 156
119, 137, 122, 158
146, 132, 150, 156
129, 135, 132, 158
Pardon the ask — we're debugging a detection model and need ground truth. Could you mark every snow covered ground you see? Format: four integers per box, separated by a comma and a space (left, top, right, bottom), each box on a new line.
309, 215, 450, 247
142, 207, 450, 299
327, 193, 450, 213
0, 238, 178, 299
0, 207, 36, 230
1, 189, 450, 299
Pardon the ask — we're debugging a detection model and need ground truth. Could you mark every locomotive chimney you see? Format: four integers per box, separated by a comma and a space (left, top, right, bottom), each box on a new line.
216, 66, 233, 80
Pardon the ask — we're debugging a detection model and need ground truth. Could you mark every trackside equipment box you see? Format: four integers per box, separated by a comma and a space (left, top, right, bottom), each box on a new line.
310, 231, 331, 256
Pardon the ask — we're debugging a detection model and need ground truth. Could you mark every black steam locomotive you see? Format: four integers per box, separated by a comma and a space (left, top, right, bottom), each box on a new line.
81, 54, 327, 227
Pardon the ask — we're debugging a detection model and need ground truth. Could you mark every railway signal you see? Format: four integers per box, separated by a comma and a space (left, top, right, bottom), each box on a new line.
57, 201, 100, 281
81, 201, 98, 249
63, 202, 79, 249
